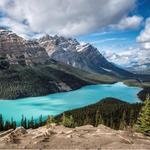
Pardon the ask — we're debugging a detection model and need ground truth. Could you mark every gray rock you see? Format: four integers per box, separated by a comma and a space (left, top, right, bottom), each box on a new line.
38, 35, 133, 77
0, 29, 50, 67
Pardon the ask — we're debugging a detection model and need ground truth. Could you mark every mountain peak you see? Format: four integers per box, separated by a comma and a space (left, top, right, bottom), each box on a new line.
38, 35, 133, 77
0, 30, 49, 66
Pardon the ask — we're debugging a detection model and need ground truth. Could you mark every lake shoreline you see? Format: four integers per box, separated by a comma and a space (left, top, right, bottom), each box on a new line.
0, 81, 143, 101
0, 82, 143, 125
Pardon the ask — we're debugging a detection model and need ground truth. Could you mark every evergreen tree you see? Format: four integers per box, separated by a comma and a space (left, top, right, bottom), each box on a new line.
39, 115, 43, 127
4, 121, 11, 130
95, 110, 104, 127
119, 111, 127, 130
136, 95, 150, 135
21, 115, 24, 127
46, 115, 55, 128
28, 116, 34, 129
24, 117, 27, 129
0, 114, 4, 131
83, 114, 89, 125
61, 113, 75, 128
129, 109, 135, 127
11, 120, 16, 130
95, 110, 99, 127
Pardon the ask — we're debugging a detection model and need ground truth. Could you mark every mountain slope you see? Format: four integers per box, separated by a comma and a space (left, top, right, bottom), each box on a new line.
38, 35, 134, 78
0, 29, 117, 100
0, 29, 49, 67
0, 60, 117, 100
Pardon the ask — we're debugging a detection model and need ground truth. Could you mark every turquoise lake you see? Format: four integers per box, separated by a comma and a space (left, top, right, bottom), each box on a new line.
0, 82, 142, 124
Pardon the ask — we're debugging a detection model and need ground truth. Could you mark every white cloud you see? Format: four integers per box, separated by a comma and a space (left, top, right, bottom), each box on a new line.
90, 31, 115, 37
104, 17, 150, 67
104, 47, 150, 67
0, 0, 136, 37
0, 17, 33, 39
116, 16, 143, 30
136, 17, 150, 49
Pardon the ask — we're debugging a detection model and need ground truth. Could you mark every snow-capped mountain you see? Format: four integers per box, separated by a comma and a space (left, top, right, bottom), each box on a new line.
103, 49, 150, 73
38, 35, 133, 77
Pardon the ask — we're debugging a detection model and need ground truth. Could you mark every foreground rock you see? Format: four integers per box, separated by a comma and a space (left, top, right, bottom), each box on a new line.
0, 125, 149, 149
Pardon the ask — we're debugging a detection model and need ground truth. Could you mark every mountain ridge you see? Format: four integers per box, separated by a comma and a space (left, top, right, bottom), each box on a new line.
0, 29, 50, 67
38, 34, 134, 78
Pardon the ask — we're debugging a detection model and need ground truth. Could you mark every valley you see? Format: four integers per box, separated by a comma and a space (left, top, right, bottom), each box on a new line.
0, 29, 149, 149
0, 83, 142, 125
0, 0, 150, 149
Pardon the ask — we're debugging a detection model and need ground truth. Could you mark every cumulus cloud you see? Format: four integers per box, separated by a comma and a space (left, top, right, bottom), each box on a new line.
0, 17, 34, 39
136, 17, 150, 49
116, 16, 143, 30
0, 0, 136, 37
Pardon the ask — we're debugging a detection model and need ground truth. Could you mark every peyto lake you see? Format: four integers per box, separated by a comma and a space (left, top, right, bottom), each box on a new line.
0, 82, 142, 124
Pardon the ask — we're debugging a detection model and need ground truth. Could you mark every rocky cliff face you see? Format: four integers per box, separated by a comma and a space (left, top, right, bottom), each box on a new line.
0, 29, 134, 77
0, 29, 49, 67
38, 35, 133, 78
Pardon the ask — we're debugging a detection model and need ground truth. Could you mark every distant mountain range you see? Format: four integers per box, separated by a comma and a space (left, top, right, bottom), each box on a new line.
103, 49, 150, 74
0, 29, 134, 78
37, 35, 133, 78
1, 28, 150, 78
0, 29, 118, 99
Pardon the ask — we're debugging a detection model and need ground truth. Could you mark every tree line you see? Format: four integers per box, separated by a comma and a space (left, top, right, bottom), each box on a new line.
0, 115, 46, 131
0, 97, 149, 136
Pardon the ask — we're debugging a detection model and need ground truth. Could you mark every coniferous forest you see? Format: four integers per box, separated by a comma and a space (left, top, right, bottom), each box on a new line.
0, 97, 144, 132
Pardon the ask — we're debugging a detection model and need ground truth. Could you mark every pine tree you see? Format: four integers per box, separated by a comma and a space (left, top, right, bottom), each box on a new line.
21, 115, 24, 127
0, 114, 4, 131
95, 110, 99, 127
61, 113, 75, 128
39, 115, 43, 127
24, 117, 27, 129
11, 119, 16, 130
119, 111, 127, 130
28, 116, 34, 129
136, 95, 150, 135
95, 110, 104, 127
46, 115, 55, 128
83, 114, 89, 125
129, 109, 135, 127
4, 121, 11, 130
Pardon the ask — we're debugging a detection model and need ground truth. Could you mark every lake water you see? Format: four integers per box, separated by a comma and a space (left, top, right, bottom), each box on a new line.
0, 82, 142, 124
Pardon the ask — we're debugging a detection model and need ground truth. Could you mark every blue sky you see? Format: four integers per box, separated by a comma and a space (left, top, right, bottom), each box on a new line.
0, 0, 150, 53
76, 0, 150, 52
76, 30, 140, 52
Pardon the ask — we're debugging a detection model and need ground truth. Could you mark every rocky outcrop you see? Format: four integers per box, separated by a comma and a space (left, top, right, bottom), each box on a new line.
0, 125, 149, 149
38, 35, 134, 78
0, 29, 50, 67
